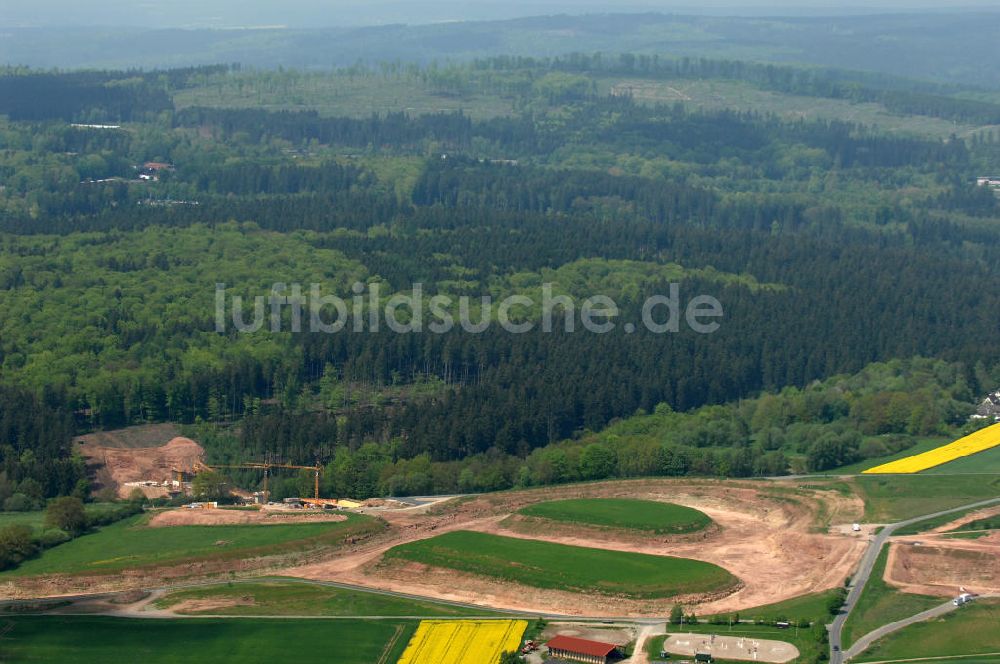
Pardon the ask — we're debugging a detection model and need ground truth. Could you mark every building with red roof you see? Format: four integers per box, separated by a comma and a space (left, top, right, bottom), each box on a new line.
545, 635, 620, 663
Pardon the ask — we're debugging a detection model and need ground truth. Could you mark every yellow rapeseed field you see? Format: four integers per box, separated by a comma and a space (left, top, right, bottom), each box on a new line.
396, 619, 528, 664
863, 422, 1000, 474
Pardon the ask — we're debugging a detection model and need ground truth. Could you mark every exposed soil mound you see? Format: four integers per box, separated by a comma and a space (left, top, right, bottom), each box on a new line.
169, 596, 256, 614
77, 435, 205, 498
74, 423, 183, 449
286, 478, 867, 617
887, 538, 1000, 596
928, 504, 1000, 533
148, 509, 347, 527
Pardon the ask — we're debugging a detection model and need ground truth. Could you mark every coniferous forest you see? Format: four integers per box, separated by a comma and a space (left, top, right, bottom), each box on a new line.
1, 58, 999, 503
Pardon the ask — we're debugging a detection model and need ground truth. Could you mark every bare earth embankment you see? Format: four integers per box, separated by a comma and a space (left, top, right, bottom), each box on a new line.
147, 510, 347, 527
5, 478, 868, 615
76, 432, 205, 499
886, 504, 1000, 597
286, 478, 867, 617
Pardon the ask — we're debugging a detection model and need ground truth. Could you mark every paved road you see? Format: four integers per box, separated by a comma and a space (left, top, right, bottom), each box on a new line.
844, 592, 1000, 662
0, 575, 542, 619
843, 600, 958, 660
5, 482, 998, 660
828, 497, 1000, 664
1, 575, 667, 624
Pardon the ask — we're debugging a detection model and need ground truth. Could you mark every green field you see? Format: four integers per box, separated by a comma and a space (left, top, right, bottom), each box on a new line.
0, 616, 413, 664
155, 580, 504, 617
517, 498, 712, 534
842, 546, 942, 648
950, 516, 1000, 532
0, 503, 123, 534
855, 599, 1000, 662
0, 511, 50, 531
894, 502, 999, 536
943, 531, 991, 540
683, 590, 842, 664
854, 475, 1000, 522
384, 530, 736, 599
0, 513, 380, 577
718, 589, 843, 624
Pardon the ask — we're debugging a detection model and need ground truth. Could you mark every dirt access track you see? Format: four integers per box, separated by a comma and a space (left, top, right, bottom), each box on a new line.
147, 509, 347, 528
888, 505, 1000, 597
75, 425, 205, 499
287, 478, 867, 617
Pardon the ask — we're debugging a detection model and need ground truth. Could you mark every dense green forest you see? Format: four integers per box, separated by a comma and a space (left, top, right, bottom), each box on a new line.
0, 60, 998, 502
206, 358, 994, 499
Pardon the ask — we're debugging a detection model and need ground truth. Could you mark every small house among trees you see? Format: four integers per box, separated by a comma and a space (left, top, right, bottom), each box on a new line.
973, 390, 1000, 421
138, 162, 174, 181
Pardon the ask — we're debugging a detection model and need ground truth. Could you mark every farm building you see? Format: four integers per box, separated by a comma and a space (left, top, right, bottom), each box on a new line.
546, 635, 620, 663
973, 389, 1000, 421
138, 162, 174, 181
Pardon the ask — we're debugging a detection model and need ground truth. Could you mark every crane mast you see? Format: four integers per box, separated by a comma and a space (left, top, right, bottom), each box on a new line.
200, 461, 322, 502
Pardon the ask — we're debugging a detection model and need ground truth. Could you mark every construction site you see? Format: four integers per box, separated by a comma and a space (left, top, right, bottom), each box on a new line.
284, 477, 867, 618
40, 427, 1000, 627
888, 504, 1000, 597
75, 425, 365, 513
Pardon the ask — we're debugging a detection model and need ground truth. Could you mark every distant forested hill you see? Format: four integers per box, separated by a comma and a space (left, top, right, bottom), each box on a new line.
0, 62, 998, 502
3, 12, 1000, 88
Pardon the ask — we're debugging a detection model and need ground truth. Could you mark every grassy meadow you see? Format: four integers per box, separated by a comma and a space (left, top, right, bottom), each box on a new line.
853, 475, 1000, 522
842, 546, 942, 648
855, 599, 1000, 662
0, 616, 414, 664
718, 588, 844, 624
383, 530, 736, 599
517, 498, 712, 534
155, 580, 504, 617
0, 503, 124, 534
0, 513, 380, 577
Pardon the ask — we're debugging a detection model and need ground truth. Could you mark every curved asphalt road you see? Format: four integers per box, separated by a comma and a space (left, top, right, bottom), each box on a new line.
3, 482, 998, 659
2, 576, 661, 623
845, 591, 1000, 661
829, 496, 1000, 663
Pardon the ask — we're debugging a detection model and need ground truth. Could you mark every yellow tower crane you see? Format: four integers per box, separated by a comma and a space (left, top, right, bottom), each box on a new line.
201, 461, 323, 502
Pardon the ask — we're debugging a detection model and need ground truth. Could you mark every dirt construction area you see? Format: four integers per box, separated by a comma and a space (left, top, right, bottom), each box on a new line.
147, 509, 347, 527
661, 632, 799, 663
540, 623, 634, 646
286, 478, 868, 617
76, 428, 205, 499
886, 505, 1000, 597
